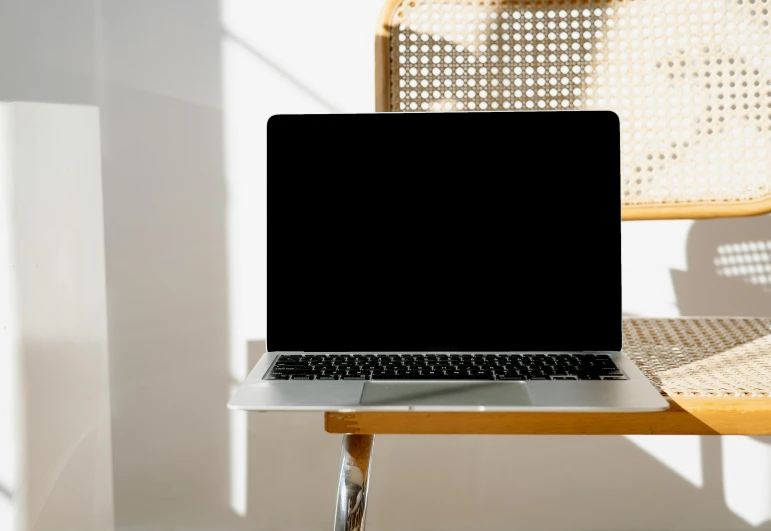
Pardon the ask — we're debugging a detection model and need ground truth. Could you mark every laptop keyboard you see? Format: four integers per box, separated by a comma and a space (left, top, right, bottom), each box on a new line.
265, 353, 627, 381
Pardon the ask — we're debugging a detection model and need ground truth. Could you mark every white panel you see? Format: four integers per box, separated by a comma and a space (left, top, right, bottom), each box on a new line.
0, 102, 114, 531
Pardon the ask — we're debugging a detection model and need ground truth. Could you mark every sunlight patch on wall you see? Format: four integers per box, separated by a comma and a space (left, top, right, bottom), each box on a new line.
722, 436, 771, 526
625, 435, 703, 488
621, 219, 693, 317
222, 10, 335, 516
222, 35, 266, 384
228, 399, 248, 518
220, 0, 377, 113
714, 241, 771, 292
0, 494, 11, 531
222, 28, 266, 521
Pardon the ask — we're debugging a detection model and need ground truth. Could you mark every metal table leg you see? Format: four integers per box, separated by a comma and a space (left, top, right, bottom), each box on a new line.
333, 434, 374, 531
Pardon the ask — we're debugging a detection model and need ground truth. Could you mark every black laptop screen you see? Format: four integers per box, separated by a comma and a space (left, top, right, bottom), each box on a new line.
268, 112, 620, 352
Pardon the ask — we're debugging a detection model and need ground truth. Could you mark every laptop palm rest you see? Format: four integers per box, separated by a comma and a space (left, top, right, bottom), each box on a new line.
359, 382, 532, 407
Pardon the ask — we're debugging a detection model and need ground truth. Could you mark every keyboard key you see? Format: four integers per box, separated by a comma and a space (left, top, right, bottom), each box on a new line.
273, 368, 308, 375
371, 374, 401, 380
466, 374, 496, 380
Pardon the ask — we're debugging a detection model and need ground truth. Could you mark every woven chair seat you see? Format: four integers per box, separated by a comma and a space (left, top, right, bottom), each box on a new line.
623, 317, 771, 397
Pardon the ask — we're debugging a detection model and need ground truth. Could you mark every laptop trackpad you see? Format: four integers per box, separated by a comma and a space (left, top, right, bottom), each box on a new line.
359, 382, 532, 407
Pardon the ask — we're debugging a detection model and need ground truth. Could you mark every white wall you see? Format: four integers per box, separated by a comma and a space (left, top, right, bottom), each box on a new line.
2, 0, 771, 530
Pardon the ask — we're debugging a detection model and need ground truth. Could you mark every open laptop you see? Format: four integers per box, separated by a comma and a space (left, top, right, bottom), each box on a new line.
228, 111, 668, 412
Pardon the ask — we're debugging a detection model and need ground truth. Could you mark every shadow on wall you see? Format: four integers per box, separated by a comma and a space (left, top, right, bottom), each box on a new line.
672, 215, 771, 317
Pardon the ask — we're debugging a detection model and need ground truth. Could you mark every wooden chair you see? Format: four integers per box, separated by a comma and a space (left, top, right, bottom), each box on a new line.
331, 1, 771, 528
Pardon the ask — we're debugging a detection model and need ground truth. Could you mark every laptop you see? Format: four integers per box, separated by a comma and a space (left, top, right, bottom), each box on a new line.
228, 111, 668, 412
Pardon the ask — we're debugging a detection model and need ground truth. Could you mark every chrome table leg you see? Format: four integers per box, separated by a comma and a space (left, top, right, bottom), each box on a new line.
333, 434, 374, 531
